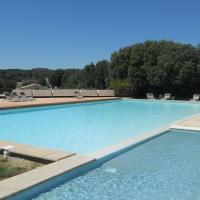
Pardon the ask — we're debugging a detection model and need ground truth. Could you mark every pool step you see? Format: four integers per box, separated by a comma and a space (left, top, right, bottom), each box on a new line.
0, 140, 75, 162
0, 154, 95, 200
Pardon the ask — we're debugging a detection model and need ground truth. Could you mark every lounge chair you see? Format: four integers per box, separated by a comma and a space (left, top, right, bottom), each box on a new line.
15, 89, 32, 97
163, 93, 171, 100
192, 94, 200, 101
9, 91, 25, 102
4, 90, 32, 102
19, 91, 35, 101
146, 93, 154, 99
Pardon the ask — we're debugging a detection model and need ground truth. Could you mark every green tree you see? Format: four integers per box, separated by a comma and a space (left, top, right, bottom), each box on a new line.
83, 63, 96, 88
39, 78, 47, 87
110, 47, 132, 80
49, 69, 64, 88
109, 40, 200, 97
94, 60, 109, 89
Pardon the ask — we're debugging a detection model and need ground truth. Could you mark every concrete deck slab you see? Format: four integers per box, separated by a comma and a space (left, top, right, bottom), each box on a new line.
0, 155, 95, 199
0, 140, 74, 162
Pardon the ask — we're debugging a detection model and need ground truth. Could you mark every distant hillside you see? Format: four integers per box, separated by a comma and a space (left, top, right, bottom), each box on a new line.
0, 61, 109, 92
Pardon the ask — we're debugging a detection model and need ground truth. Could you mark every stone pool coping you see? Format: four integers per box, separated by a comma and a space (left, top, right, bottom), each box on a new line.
1, 99, 200, 199
171, 125, 200, 131
0, 97, 120, 110
0, 140, 75, 163
0, 155, 95, 199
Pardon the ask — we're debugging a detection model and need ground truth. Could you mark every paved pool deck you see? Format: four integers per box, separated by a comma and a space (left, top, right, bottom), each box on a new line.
171, 113, 200, 131
0, 97, 120, 110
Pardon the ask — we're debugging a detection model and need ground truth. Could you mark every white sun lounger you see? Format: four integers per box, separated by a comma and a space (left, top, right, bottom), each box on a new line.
192, 94, 200, 101
163, 93, 171, 100
146, 93, 154, 99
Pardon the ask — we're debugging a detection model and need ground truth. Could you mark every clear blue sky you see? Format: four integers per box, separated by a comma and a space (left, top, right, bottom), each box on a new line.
0, 0, 200, 69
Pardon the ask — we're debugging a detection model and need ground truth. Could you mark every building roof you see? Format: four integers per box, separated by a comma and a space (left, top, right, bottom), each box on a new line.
19, 84, 50, 90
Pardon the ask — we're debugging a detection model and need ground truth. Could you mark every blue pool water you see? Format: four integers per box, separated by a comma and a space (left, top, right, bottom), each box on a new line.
32, 130, 200, 200
0, 99, 200, 154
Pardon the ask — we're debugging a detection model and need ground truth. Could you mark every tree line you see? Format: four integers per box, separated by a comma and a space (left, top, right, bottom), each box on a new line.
0, 40, 200, 98
0, 61, 110, 93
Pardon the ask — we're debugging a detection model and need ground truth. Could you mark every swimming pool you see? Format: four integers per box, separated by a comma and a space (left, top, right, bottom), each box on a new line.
0, 99, 200, 154
11, 129, 200, 200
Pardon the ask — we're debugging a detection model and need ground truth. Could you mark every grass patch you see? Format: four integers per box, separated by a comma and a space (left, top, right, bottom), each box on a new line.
0, 163, 25, 180
0, 156, 42, 181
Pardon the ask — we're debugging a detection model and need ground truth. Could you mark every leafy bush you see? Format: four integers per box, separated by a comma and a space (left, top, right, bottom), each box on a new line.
110, 79, 133, 97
